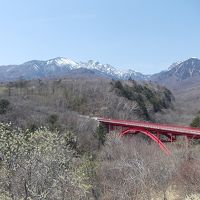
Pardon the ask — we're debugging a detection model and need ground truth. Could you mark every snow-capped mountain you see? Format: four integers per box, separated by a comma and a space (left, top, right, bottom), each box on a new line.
151, 58, 200, 87
46, 57, 78, 67
79, 60, 147, 80
80, 60, 120, 77
0, 57, 148, 81
121, 69, 149, 80
2, 57, 200, 83
167, 60, 184, 71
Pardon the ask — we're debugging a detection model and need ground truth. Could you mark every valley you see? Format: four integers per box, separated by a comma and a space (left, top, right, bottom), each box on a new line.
1, 56, 200, 127
1, 1, 200, 199
1, 58, 200, 199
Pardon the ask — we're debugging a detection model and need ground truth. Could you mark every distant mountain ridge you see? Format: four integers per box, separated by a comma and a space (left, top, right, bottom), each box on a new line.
151, 58, 200, 88
0, 57, 148, 81
1, 57, 200, 84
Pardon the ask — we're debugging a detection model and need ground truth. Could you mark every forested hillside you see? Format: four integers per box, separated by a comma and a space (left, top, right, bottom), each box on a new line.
0, 78, 199, 200
0, 78, 174, 127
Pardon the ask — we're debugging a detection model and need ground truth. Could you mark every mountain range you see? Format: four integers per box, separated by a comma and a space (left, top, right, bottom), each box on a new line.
1, 57, 200, 87
151, 57, 200, 89
0, 57, 147, 81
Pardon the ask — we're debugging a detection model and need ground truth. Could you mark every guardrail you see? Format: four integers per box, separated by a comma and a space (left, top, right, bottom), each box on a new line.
98, 118, 200, 136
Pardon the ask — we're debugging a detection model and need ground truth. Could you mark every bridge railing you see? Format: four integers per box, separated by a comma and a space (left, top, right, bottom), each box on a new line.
98, 118, 200, 136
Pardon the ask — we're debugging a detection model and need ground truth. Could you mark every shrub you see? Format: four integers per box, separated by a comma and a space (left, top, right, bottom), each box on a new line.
190, 116, 200, 127
47, 114, 58, 125
97, 134, 179, 200
75, 154, 97, 192
47, 114, 59, 130
95, 123, 108, 148
185, 194, 200, 200
0, 99, 10, 114
28, 123, 38, 132
0, 123, 89, 199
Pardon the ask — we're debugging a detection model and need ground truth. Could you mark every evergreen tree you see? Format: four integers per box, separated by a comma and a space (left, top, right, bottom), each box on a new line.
190, 116, 200, 127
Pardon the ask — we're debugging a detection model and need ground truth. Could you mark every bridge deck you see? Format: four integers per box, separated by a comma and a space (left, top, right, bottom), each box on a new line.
98, 118, 200, 136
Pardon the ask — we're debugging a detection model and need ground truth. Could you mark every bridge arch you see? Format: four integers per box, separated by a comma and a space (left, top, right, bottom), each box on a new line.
121, 128, 171, 155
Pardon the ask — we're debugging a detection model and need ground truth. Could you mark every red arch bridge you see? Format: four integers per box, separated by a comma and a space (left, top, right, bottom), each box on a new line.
97, 118, 200, 155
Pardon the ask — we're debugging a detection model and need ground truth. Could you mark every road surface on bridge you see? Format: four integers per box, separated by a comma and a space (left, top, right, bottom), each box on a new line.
98, 118, 200, 138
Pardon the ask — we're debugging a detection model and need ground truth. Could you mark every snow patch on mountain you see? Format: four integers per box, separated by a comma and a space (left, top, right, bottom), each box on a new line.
151, 57, 200, 85
0, 57, 149, 81
47, 57, 78, 67
168, 61, 184, 70
78, 60, 147, 80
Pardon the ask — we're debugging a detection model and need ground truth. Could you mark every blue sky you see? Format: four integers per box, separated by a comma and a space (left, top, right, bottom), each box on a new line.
0, 0, 200, 74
